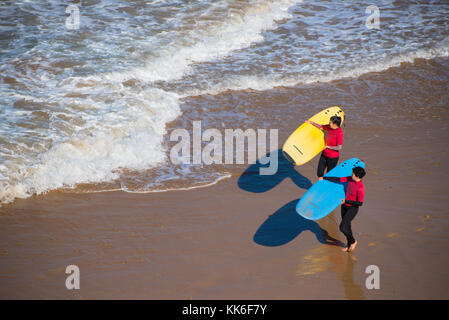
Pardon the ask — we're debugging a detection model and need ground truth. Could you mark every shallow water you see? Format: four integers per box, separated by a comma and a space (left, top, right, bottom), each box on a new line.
1, 0, 449, 204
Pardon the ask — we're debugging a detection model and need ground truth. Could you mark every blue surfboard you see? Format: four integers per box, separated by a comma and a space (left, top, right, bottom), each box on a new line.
296, 158, 365, 220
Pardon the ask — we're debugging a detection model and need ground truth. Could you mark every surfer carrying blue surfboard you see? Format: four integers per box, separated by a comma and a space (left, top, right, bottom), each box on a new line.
323, 166, 366, 252
306, 115, 343, 180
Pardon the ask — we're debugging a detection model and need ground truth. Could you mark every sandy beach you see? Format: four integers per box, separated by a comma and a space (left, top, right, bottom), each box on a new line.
2, 63, 449, 298
1, 1, 449, 300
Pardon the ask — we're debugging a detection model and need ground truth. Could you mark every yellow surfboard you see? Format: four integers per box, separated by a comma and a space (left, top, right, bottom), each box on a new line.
282, 106, 344, 166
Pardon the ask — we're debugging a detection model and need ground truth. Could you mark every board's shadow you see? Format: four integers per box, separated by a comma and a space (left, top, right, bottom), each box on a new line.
254, 199, 345, 247
238, 149, 312, 193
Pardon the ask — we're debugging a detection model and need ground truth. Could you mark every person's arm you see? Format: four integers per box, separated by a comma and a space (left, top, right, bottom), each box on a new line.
325, 145, 342, 151
323, 176, 348, 183
322, 177, 340, 183
305, 121, 324, 130
344, 200, 363, 206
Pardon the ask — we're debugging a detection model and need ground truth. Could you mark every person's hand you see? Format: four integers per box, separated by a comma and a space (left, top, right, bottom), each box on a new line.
340, 199, 345, 204
305, 120, 312, 124
323, 145, 328, 149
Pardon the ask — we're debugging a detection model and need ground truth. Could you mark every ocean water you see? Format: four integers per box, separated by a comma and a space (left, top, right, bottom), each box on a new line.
1, 0, 449, 204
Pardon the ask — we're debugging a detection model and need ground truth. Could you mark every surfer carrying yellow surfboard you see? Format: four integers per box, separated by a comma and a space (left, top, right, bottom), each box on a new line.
305, 115, 343, 180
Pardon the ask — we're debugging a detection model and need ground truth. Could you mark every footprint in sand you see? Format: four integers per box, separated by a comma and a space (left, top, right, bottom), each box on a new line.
369, 215, 432, 248
367, 233, 399, 248
415, 215, 431, 232
368, 233, 399, 247
387, 233, 399, 238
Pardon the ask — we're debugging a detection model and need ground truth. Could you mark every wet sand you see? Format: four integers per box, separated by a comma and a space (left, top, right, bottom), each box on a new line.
1, 123, 448, 299
1, 58, 449, 299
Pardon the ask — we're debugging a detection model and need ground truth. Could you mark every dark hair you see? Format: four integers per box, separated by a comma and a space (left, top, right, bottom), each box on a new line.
353, 166, 366, 179
330, 115, 342, 127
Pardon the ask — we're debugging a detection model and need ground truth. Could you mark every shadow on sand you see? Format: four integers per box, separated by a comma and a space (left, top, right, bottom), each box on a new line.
253, 199, 345, 247
238, 149, 312, 193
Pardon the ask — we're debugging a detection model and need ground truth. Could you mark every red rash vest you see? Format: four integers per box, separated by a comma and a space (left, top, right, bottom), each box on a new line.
340, 176, 364, 207
321, 125, 343, 158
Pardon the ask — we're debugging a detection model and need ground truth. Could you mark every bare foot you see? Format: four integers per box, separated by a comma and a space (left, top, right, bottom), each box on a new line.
318, 177, 323, 181
348, 240, 358, 252
341, 246, 349, 252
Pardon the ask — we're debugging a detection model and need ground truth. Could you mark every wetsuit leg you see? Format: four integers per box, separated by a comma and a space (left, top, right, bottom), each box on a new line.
327, 156, 339, 173
340, 205, 359, 246
317, 154, 327, 178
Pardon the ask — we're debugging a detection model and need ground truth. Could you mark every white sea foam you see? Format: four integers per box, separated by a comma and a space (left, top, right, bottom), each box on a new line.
120, 173, 232, 194
95, 0, 303, 83
180, 38, 449, 97
0, 87, 181, 204
0, 0, 304, 205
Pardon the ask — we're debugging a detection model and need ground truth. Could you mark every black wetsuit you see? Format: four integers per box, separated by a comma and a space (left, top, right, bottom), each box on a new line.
317, 154, 339, 178
324, 176, 364, 247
